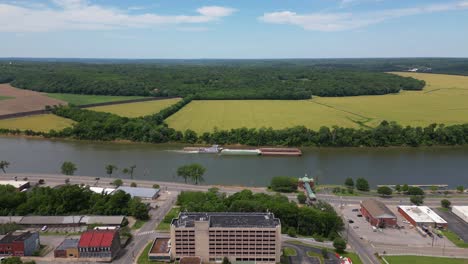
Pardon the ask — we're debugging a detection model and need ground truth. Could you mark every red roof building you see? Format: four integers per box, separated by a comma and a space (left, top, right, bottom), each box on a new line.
77, 230, 120, 261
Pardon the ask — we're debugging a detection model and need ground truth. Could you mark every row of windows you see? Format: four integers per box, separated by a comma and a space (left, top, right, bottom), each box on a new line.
79, 247, 111, 252
210, 251, 276, 255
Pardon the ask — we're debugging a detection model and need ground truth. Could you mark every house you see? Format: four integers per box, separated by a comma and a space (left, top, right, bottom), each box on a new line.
54, 239, 79, 258
0, 231, 40, 257
360, 199, 397, 228
78, 230, 121, 261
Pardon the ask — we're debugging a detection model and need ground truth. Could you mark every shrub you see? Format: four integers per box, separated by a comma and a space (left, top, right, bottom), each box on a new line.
112, 179, 123, 187
356, 178, 370, 192
130, 182, 137, 187
407, 186, 424, 195
377, 186, 393, 196
297, 193, 307, 204
270, 176, 298, 193
287, 227, 297, 237
333, 237, 347, 253
441, 199, 451, 208
153, 184, 160, 189
410, 195, 424, 205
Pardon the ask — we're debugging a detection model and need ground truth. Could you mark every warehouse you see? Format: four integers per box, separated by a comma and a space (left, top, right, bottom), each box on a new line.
0, 231, 40, 257
80, 216, 125, 227
19, 216, 82, 227
116, 186, 160, 200
452, 206, 468, 223
54, 238, 79, 258
398, 206, 448, 229
78, 230, 121, 261
360, 199, 397, 228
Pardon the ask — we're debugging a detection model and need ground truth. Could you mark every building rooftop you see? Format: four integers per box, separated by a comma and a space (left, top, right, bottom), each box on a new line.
361, 199, 396, 219
116, 186, 160, 199
20, 216, 82, 225
56, 239, 79, 251
452, 206, 468, 217
78, 230, 117, 248
80, 216, 125, 226
150, 238, 170, 254
0, 231, 35, 244
0, 216, 24, 224
0, 181, 29, 189
179, 257, 202, 264
89, 187, 115, 195
172, 212, 280, 228
398, 206, 447, 224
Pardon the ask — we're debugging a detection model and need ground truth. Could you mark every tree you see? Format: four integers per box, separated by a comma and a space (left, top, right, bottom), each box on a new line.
456, 186, 465, 193
113, 179, 123, 187
105, 164, 118, 177
130, 182, 137, 187
153, 184, 160, 189
356, 178, 370, 192
402, 184, 409, 193
222, 257, 231, 264
407, 187, 424, 195
441, 199, 451, 208
333, 237, 347, 253
0, 160, 10, 173
287, 227, 297, 237
270, 176, 298, 193
177, 164, 206, 185
61, 161, 77, 175
344, 178, 354, 189
297, 193, 307, 204
410, 195, 424, 205
395, 184, 402, 193
377, 186, 393, 196
122, 165, 136, 179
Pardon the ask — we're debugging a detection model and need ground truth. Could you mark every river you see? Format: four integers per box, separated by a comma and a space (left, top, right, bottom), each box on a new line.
1, 136, 468, 187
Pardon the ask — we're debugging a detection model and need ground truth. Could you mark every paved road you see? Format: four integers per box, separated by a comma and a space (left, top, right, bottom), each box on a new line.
283, 241, 339, 264
435, 208, 468, 243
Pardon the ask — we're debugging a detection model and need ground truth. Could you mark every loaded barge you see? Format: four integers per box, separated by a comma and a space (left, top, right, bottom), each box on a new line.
181, 145, 301, 157
259, 147, 302, 156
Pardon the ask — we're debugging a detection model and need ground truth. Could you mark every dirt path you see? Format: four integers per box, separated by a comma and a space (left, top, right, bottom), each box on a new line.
0, 83, 66, 115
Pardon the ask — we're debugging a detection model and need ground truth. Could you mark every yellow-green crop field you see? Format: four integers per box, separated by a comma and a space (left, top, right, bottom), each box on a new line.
166, 73, 468, 133
89, 98, 181, 118
0, 114, 75, 132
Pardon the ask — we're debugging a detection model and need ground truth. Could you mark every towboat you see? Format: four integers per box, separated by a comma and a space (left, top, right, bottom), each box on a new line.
182, 145, 222, 154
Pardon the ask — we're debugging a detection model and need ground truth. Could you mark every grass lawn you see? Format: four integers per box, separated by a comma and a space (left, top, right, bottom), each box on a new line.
132, 219, 147, 230
89, 98, 181, 117
442, 230, 468, 248
166, 73, 468, 133
156, 207, 180, 231
0, 114, 75, 132
384, 256, 468, 264
47, 93, 146, 105
0, 96, 14, 100
283, 247, 297, 256
341, 252, 363, 264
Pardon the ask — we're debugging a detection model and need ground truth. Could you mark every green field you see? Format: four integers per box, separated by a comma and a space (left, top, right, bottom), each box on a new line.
89, 98, 181, 118
47, 93, 146, 105
384, 256, 468, 264
442, 230, 468, 248
166, 73, 468, 133
0, 114, 75, 132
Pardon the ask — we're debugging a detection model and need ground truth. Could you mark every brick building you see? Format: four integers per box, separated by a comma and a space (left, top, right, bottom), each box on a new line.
0, 231, 40, 257
54, 238, 79, 258
77, 230, 121, 261
360, 199, 397, 228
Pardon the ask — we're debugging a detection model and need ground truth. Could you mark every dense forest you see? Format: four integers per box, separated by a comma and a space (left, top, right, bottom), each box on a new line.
176, 189, 344, 238
0, 62, 424, 99
0, 184, 149, 220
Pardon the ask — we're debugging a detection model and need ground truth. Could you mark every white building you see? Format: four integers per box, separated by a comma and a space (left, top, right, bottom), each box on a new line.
452, 206, 468, 223
397, 206, 448, 228
0, 180, 30, 191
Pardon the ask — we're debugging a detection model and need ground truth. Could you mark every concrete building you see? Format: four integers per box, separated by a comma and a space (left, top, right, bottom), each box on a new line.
148, 237, 171, 262
0, 181, 29, 191
0, 231, 40, 256
78, 230, 121, 261
398, 206, 448, 229
360, 199, 397, 228
80, 216, 125, 227
116, 186, 160, 200
170, 212, 281, 264
452, 206, 468, 223
19, 216, 82, 227
0, 215, 125, 228
54, 239, 79, 258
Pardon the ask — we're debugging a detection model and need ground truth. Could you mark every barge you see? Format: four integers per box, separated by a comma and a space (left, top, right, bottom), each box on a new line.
259, 147, 302, 156
220, 149, 261, 156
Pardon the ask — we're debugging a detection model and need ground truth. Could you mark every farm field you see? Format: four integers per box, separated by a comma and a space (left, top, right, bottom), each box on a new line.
166, 73, 468, 133
384, 256, 468, 264
0, 84, 65, 116
47, 93, 146, 105
89, 98, 181, 117
0, 114, 75, 132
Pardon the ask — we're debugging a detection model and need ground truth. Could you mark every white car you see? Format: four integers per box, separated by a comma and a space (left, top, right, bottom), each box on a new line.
41, 225, 48, 231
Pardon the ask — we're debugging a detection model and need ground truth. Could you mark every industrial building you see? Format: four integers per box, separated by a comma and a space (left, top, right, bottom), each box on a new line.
360, 199, 397, 228
170, 212, 281, 264
77, 230, 121, 261
0, 231, 40, 257
452, 206, 468, 223
116, 186, 160, 200
0, 215, 125, 228
54, 239, 79, 258
398, 206, 448, 229
148, 237, 171, 262
0, 180, 30, 191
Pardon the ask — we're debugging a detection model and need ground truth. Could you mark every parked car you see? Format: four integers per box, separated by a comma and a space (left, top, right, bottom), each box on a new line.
352, 209, 359, 212
348, 219, 354, 224
357, 214, 363, 217
41, 225, 48, 231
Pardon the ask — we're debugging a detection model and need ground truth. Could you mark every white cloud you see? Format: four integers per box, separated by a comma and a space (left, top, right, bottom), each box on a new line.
0, 1, 236, 32
260, 1, 468, 31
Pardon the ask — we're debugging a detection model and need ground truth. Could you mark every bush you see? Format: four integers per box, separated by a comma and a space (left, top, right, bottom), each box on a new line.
130, 182, 137, 187
441, 199, 451, 208
113, 179, 123, 187
377, 186, 393, 196
153, 184, 160, 189
287, 227, 297, 237
407, 186, 424, 195
356, 178, 370, 192
270, 176, 298, 193
333, 237, 347, 253
297, 193, 307, 204
410, 195, 424, 205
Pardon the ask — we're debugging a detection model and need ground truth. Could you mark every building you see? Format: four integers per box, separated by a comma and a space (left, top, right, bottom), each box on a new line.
19, 216, 82, 227
170, 212, 281, 264
0, 231, 40, 256
360, 199, 397, 228
298, 176, 316, 201
179, 256, 202, 264
80, 216, 125, 227
116, 186, 160, 200
78, 230, 121, 261
148, 237, 171, 262
0, 181, 30, 191
398, 206, 448, 229
452, 206, 468, 223
89, 187, 115, 195
54, 239, 79, 258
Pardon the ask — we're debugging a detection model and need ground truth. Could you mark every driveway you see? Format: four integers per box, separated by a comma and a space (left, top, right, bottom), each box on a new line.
283, 242, 340, 264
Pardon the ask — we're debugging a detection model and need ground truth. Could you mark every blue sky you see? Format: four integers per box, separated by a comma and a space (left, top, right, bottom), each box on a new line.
0, 0, 467, 58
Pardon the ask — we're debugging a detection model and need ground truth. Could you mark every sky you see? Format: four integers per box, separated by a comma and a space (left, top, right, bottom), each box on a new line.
0, 0, 468, 58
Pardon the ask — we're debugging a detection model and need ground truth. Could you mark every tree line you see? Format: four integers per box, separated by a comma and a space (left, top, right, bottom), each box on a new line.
176, 189, 344, 239
0, 62, 424, 99
0, 184, 149, 220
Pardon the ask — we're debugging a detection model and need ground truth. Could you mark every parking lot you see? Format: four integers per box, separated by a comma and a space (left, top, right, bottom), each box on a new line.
435, 208, 468, 242
341, 205, 454, 247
